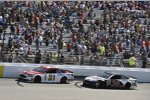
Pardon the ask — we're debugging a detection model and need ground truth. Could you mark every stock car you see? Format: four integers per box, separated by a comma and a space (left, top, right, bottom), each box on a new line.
18, 66, 74, 83
83, 72, 137, 89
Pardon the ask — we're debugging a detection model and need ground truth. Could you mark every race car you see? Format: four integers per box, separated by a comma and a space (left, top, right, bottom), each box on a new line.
83, 72, 137, 89
18, 66, 74, 83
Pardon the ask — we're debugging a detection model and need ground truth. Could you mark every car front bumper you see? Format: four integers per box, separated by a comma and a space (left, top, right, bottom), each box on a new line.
130, 82, 137, 89
67, 76, 74, 82
18, 74, 34, 82
83, 80, 96, 87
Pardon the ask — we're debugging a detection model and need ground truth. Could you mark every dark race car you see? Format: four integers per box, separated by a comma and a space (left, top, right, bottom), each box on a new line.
83, 72, 137, 89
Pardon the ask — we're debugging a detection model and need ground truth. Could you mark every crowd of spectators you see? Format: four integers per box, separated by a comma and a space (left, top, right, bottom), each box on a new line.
0, 1, 150, 68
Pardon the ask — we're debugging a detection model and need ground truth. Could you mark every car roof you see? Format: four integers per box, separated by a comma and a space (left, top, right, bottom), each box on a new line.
40, 66, 59, 70
104, 72, 114, 75
104, 72, 128, 77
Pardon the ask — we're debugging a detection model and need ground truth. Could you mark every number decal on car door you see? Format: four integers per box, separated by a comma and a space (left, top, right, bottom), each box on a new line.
48, 74, 55, 80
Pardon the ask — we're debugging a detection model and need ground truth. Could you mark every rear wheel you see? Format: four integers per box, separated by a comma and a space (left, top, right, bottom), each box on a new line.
125, 83, 131, 89
34, 76, 41, 83
60, 77, 67, 83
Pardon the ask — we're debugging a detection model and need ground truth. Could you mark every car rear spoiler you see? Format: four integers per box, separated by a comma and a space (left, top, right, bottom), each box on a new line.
128, 76, 137, 79
63, 70, 73, 73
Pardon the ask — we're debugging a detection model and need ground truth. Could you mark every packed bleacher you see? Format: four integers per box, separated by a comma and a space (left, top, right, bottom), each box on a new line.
0, 1, 150, 68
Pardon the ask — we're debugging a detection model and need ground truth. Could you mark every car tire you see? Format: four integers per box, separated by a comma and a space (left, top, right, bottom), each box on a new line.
34, 76, 41, 83
82, 83, 86, 87
99, 81, 106, 88
125, 82, 131, 89
60, 77, 67, 84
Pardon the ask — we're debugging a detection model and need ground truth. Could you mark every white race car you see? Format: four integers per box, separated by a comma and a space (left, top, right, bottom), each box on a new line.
18, 66, 74, 83
83, 72, 137, 89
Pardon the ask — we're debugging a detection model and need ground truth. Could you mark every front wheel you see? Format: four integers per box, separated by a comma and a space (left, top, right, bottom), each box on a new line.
60, 77, 67, 83
34, 76, 41, 83
125, 83, 131, 89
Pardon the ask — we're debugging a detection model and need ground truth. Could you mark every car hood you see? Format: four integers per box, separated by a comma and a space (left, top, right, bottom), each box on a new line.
21, 70, 43, 75
85, 76, 106, 81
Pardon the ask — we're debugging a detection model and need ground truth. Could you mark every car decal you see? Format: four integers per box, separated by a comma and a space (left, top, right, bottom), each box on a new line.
111, 80, 120, 87
23, 71, 43, 75
86, 76, 105, 81
48, 74, 55, 80
118, 79, 128, 85
57, 73, 64, 76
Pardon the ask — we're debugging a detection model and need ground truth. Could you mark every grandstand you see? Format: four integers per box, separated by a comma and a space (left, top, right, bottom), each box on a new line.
0, 1, 150, 68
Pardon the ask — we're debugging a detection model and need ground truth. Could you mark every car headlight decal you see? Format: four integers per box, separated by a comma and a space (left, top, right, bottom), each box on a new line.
28, 74, 34, 77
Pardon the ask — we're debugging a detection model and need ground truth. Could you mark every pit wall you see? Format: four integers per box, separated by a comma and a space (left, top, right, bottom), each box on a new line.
0, 63, 150, 82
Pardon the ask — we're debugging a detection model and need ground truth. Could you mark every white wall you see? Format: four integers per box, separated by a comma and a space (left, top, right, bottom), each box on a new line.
0, 63, 150, 82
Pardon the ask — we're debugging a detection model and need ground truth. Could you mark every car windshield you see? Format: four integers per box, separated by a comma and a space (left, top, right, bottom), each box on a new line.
98, 73, 112, 78
33, 67, 47, 73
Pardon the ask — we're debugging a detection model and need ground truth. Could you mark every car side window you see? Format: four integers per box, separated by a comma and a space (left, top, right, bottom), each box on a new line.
110, 75, 121, 79
57, 69, 63, 73
121, 75, 128, 79
47, 69, 57, 73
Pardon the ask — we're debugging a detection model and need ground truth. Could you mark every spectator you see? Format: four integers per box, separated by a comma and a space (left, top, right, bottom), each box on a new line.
35, 38, 39, 50
80, 55, 84, 65
99, 44, 105, 56
28, 33, 33, 45
67, 41, 72, 52
129, 54, 137, 67
59, 53, 64, 64
145, 39, 150, 53
52, 52, 58, 64
123, 50, 130, 59
39, 35, 43, 46
45, 52, 52, 64
140, 46, 146, 54
90, 55, 94, 65
34, 50, 42, 63
94, 53, 100, 65
10, 24, 15, 36
141, 53, 147, 68
26, 46, 33, 57
45, 37, 49, 46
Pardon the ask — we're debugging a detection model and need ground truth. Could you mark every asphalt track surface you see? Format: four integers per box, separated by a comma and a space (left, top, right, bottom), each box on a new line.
0, 78, 150, 100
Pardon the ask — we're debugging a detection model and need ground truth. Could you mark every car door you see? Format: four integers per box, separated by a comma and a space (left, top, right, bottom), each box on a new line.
55, 69, 66, 82
46, 69, 57, 83
119, 75, 129, 86
110, 75, 122, 88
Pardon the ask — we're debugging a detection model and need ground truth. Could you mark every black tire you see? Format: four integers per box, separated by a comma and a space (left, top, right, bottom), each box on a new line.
34, 76, 41, 83
125, 82, 131, 89
82, 83, 86, 87
98, 81, 106, 88
60, 77, 67, 83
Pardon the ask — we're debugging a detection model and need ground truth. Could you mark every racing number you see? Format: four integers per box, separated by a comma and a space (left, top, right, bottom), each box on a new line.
48, 74, 55, 80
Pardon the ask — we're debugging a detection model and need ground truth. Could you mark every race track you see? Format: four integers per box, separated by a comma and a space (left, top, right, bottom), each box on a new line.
0, 78, 150, 100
